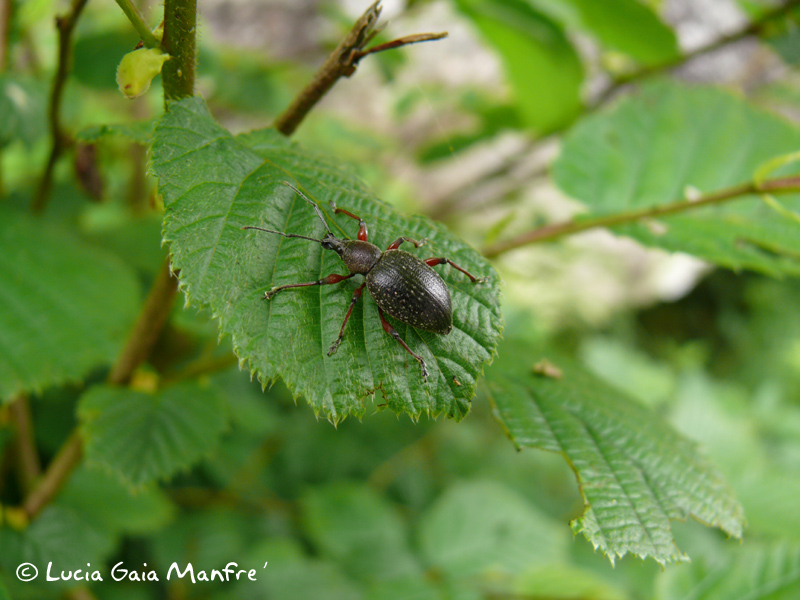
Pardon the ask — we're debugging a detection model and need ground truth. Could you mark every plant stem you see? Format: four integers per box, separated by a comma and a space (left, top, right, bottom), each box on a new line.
0, 0, 11, 72
108, 258, 180, 385
22, 430, 82, 519
113, 0, 161, 49
483, 176, 800, 257
161, 0, 196, 101
30, 0, 89, 214
273, 1, 447, 136
22, 258, 179, 519
9, 395, 41, 495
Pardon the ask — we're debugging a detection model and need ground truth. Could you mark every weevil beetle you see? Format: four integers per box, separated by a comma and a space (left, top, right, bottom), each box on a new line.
243, 182, 487, 382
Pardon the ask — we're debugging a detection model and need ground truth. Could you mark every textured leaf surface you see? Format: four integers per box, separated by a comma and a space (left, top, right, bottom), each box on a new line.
151, 98, 503, 422
552, 83, 800, 276
455, 0, 583, 133
0, 210, 141, 402
658, 541, 800, 600
78, 383, 228, 487
485, 341, 745, 565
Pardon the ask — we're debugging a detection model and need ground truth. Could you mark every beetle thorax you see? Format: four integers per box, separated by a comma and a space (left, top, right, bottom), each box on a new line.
337, 239, 383, 275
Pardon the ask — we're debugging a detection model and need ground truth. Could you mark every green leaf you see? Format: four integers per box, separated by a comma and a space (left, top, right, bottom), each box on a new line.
150, 97, 503, 422
515, 564, 626, 600
0, 505, 114, 579
0, 210, 141, 403
552, 82, 800, 276
454, 0, 583, 133
657, 541, 800, 600
58, 465, 176, 535
418, 480, 570, 577
561, 0, 679, 65
301, 483, 421, 582
78, 382, 228, 487
484, 340, 745, 565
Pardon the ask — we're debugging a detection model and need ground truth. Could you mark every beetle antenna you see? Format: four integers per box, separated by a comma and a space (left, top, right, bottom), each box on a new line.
242, 226, 322, 244
282, 181, 336, 238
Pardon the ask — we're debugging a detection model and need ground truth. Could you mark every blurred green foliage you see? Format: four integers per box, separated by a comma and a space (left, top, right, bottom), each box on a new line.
2, 0, 800, 599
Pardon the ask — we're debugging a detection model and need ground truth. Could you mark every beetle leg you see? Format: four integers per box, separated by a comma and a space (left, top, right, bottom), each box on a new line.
263, 272, 356, 300
334, 207, 368, 241
387, 237, 426, 251
377, 308, 429, 382
328, 282, 366, 356
424, 258, 488, 284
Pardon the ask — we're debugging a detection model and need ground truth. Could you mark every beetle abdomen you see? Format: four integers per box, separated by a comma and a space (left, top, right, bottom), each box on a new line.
366, 249, 453, 334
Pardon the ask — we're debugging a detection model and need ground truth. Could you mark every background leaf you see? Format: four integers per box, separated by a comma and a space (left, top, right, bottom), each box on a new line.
0, 209, 141, 402
150, 97, 503, 422
454, 0, 583, 133
485, 340, 745, 565
300, 483, 421, 582
560, 0, 679, 65
552, 82, 800, 276
78, 382, 228, 487
0, 75, 47, 149
0, 505, 114, 585
418, 480, 570, 578
657, 541, 800, 600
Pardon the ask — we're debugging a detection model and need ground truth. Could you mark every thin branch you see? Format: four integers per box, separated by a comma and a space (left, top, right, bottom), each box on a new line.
30, 0, 89, 214
352, 31, 447, 60
22, 430, 82, 519
483, 176, 800, 258
593, 0, 800, 107
108, 257, 180, 386
273, 1, 447, 136
22, 258, 179, 519
9, 395, 41, 495
113, 0, 161, 49
0, 0, 11, 71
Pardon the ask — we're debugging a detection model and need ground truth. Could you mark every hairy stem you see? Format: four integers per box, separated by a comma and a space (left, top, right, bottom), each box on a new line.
113, 0, 161, 49
273, 1, 446, 136
483, 176, 800, 257
161, 0, 196, 100
30, 0, 89, 214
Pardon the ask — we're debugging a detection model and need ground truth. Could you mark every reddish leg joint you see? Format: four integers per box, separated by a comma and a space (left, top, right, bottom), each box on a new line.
263, 272, 355, 300
424, 258, 487, 283
387, 236, 426, 251
378, 308, 429, 382
328, 282, 366, 356
334, 207, 368, 241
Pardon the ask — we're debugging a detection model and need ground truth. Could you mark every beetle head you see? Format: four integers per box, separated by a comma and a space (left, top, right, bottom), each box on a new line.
321, 234, 347, 255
